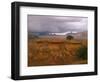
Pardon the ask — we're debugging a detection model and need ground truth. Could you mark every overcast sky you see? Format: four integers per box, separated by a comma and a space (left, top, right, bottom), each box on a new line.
28, 15, 88, 33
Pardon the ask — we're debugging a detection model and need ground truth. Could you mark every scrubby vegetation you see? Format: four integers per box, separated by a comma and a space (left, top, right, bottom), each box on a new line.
28, 37, 88, 66
76, 45, 87, 60
66, 35, 74, 40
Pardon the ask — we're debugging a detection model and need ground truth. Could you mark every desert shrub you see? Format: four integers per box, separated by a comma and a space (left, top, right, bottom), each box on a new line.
76, 45, 87, 60
66, 35, 74, 40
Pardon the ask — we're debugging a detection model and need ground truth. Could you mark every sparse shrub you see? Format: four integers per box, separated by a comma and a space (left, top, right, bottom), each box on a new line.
66, 35, 74, 40
76, 45, 87, 60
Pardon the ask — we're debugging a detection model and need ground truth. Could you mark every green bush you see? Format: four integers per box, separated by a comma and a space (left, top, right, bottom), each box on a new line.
77, 45, 87, 60
66, 35, 74, 40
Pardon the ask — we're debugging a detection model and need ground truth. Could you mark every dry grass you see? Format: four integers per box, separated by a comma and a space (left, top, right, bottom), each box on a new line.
28, 37, 87, 66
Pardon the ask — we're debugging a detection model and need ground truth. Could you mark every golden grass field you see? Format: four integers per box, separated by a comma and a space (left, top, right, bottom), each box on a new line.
28, 37, 87, 66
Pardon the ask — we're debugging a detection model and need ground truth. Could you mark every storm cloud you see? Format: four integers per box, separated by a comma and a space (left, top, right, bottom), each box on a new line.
28, 15, 88, 33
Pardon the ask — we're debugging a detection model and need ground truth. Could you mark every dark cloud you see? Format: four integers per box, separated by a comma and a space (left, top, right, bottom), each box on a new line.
28, 15, 88, 33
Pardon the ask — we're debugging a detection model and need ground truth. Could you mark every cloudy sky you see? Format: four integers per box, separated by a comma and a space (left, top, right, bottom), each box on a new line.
28, 15, 88, 33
